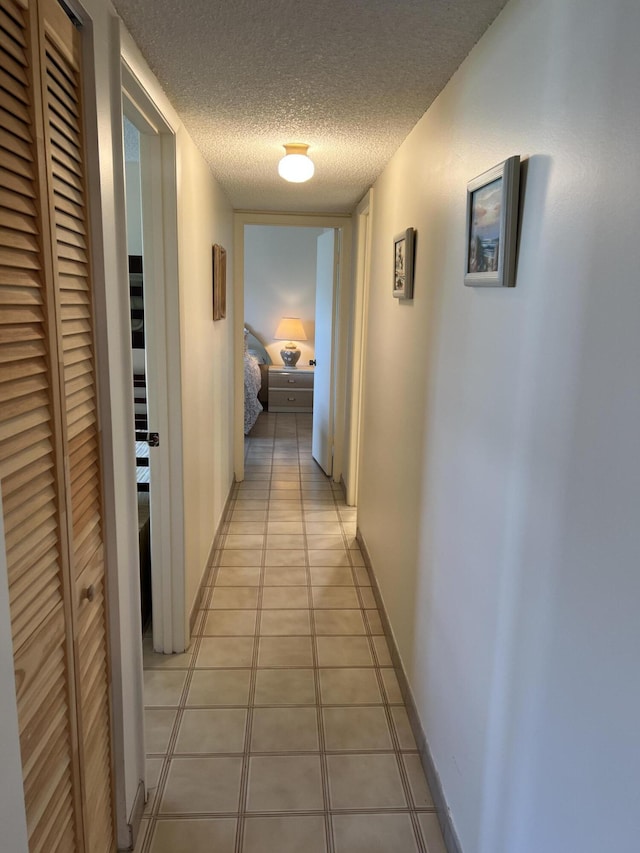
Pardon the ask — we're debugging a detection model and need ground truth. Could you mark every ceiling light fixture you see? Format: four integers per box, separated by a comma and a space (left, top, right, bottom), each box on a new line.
278, 143, 315, 183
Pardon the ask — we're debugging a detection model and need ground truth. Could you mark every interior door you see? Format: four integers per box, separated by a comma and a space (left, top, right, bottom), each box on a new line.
0, 0, 115, 848
312, 229, 337, 475
0, 5, 83, 847
122, 79, 186, 652
42, 3, 115, 848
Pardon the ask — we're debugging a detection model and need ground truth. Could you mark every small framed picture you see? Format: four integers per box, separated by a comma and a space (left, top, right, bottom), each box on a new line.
464, 155, 520, 288
212, 243, 226, 320
393, 227, 415, 299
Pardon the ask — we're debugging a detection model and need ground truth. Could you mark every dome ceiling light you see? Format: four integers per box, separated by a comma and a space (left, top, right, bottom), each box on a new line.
278, 143, 315, 183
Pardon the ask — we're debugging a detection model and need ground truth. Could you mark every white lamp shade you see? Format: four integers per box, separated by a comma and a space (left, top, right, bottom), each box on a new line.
278, 143, 314, 183
274, 317, 307, 341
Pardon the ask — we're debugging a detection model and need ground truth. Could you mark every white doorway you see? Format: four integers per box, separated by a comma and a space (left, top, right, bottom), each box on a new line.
312, 228, 339, 475
122, 65, 186, 654
233, 213, 352, 484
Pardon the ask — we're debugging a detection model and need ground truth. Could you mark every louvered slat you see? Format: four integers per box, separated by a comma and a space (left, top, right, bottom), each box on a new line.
0, 5, 27, 44
0, 21, 26, 62
60, 297, 89, 320
21, 679, 67, 780
0, 126, 33, 162
68, 429, 94, 468
13, 603, 77, 851
0, 83, 30, 124
0, 110, 31, 148
0, 191, 36, 222
57, 228, 87, 253
0, 349, 45, 376
49, 103, 80, 143
31, 776, 75, 853
29, 758, 73, 853
10, 557, 60, 650
1, 453, 51, 507
52, 172, 82, 207
76, 573, 113, 853
50, 192, 82, 222
52, 142, 83, 183
71, 463, 98, 506
0, 51, 29, 94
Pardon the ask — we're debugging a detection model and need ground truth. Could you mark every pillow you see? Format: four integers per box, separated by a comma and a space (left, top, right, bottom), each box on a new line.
244, 330, 272, 365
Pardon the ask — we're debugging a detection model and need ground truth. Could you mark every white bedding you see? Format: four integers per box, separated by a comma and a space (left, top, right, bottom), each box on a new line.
244, 351, 263, 434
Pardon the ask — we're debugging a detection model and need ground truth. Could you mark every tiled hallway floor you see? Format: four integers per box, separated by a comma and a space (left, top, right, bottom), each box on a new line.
136, 413, 446, 852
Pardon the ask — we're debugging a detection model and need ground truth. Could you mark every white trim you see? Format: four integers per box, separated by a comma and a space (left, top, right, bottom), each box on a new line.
83, 13, 146, 848
121, 65, 186, 654
346, 190, 374, 505
233, 212, 353, 483
311, 229, 339, 475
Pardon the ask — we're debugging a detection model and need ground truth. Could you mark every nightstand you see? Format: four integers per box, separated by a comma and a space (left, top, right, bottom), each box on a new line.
268, 365, 314, 412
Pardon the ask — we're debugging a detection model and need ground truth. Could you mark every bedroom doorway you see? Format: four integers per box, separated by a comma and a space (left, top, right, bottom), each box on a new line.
312, 228, 339, 475
233, 213, 352, 484
122, 67, 186, 654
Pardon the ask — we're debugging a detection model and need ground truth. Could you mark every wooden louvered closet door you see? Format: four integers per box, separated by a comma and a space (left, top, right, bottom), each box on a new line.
0, 0, 116, 850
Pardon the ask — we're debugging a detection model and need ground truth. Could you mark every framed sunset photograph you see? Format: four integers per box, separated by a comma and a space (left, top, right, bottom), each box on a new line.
464, 155, 520, 287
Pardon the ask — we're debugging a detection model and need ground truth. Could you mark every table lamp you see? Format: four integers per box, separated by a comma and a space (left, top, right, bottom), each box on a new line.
274, 317, 307, 367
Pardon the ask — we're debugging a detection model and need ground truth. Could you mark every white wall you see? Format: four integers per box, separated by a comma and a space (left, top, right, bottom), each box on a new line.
357, 1, 640, 852
244, 225, 323, 366
177, 127, 235, 619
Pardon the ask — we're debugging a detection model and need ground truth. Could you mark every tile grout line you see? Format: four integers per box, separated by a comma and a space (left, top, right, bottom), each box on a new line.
234, 434, 272, 853
298, 413, 336, 853
142, 481, 237, 853
140, 552, 214, 853
231, 438, 263, 853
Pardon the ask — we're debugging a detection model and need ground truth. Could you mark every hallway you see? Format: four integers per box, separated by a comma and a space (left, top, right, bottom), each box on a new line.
137, 413, 446, 852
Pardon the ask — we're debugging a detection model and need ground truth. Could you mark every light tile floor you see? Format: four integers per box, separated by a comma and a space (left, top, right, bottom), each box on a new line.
136, 413, 447, 853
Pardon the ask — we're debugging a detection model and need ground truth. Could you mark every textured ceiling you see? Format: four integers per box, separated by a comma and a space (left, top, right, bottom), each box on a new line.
113, 0, 508, 213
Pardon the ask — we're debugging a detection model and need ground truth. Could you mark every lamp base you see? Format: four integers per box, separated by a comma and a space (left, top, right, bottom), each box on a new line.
280, 346, 301, 367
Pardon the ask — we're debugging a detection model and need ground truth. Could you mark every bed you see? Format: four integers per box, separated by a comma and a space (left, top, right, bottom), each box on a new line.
244, 328, 271, 433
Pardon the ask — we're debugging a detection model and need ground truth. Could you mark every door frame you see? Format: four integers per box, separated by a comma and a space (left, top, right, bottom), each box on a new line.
345, 191, 374, 506
121, 64, 186, 655
233, 212, 352, 483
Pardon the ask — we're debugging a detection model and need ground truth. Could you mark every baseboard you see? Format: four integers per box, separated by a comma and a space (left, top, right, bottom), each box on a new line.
188, 481, 235, 636
118, 778, 145, 852
357, 529, 464, 853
